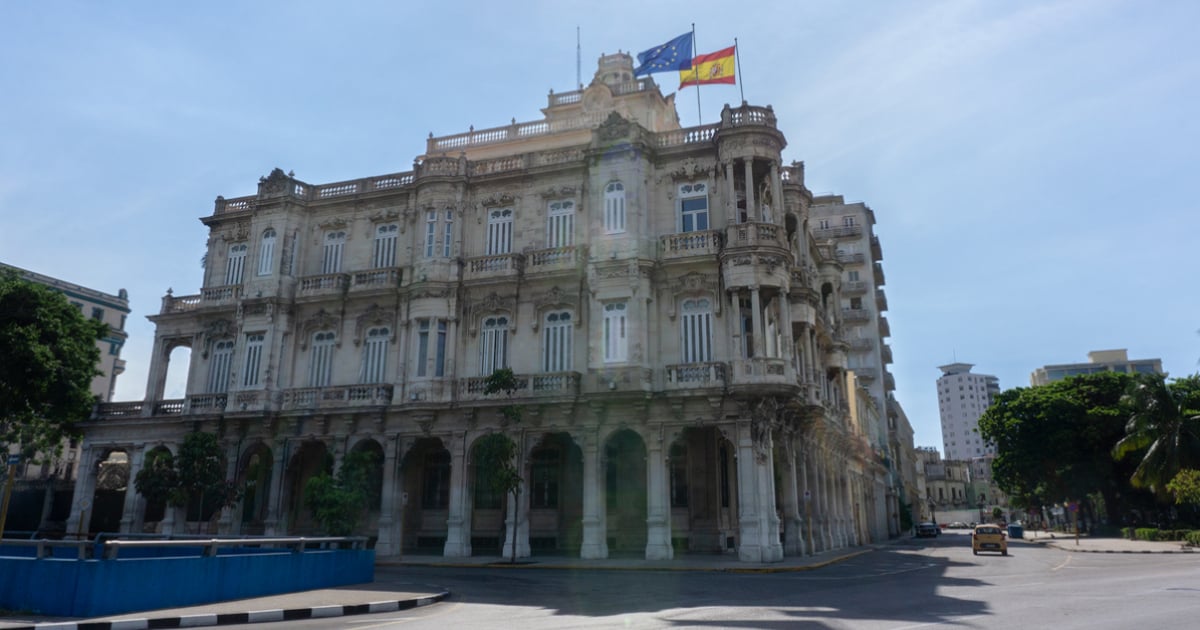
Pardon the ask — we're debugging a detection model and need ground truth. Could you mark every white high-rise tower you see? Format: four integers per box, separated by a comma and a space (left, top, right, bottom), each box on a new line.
936, 363, 1000, 460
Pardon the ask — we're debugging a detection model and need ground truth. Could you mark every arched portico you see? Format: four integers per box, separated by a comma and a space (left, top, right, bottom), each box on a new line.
235, 442, 274, 535
282, 440, 328, 534
603, 429, 647, 555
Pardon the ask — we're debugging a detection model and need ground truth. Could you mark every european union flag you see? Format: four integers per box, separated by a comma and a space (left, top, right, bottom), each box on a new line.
633, 32, 693, 77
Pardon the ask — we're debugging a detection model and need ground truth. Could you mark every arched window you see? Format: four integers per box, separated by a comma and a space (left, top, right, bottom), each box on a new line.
542, 311, 572, 372
309, 331, 336, 387
546, 200, 575, 248
257, 229, 276, 276
680, 297, 712, 363
604, 182, 626, 233
207, 339, 234, 394
360, 326, 389, 383
480, 316, 509, 374
373, 224, 398, 268
322, 231, 346, 274
486, 208, 513, 255
225, 243, 247, 285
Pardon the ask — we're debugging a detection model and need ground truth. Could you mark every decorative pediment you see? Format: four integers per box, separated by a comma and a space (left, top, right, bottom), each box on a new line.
369, 208, 402, 223
258, 168, 292, 194
531, 286, 582, 331
298, 308, 341, 349
221, 223, 251, 242
666, 272, 721, 319
539, 186, 578, 199
662, 157, 716, 184
354, 303, 397, 346
204, 318, 236, 341
317, 217, 349, 230
480, 193, 516, 208
467, 291, 517, 336
596, 112, 635, 142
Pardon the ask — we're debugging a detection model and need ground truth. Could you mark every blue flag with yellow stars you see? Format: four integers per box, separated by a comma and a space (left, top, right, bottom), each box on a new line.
633, 32, 693, 77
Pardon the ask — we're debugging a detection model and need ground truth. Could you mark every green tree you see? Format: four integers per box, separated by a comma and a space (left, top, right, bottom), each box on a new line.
1112, 374, 1200, 499
133, 432, 241, 531
1166, 469, 1200, 506
480, 368, 523, 562
0, 270, 106, 460
978, 373, 1137, 525
304, 450, 379, 536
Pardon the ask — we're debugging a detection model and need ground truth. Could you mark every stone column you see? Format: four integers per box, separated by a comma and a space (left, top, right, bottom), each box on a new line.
504, 432, 531, 559
644, 429, 673, 560
724, 161, 736, 224
769, 162, 783, 224
263, 439, 287, 536
750, 287, 764, 359
734, 421, 764, 562
443, 432, 470, 557
143, 336, 169, 405
118, 444, 146, 534
578, 431, 606, 559
780, 442, 803, 556
65, 446, 99, 538
375, 435, 401, 557
743, 159, 756, 219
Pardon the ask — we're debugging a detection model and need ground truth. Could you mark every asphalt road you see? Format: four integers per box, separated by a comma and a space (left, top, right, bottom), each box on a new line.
235, 532, 1200, 629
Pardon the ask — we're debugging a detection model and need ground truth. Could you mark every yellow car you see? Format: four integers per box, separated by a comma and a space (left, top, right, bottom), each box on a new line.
972, 524, 1008, 556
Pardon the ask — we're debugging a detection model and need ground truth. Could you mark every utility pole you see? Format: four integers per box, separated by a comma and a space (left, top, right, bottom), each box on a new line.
0, 454, 20, 538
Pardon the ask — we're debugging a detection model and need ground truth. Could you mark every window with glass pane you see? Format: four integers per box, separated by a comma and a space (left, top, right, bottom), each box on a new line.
680, 298, 713, 363
225, 243, 247, 285
679, 183, 708, 232
361, 327, 389, 383
604, 181, 626, 233
530, 449, 560, 508
207, 339, 234, 393
603, 302, 627, 362
443, 210, 454, 257
480, 316, 509, 374
309, 331, 336, 387
422, 450, 450, 509
416, 319, 446, 377
546, 200, 574, 248
242, 333, 265, 387
416, 320, 429, 377
424, 210, 437, 258
257, 229, 276, 276
373, 224, 398, 268
487, 208, 513, 255
322, 231, 345, 274
542, 311, 572, 372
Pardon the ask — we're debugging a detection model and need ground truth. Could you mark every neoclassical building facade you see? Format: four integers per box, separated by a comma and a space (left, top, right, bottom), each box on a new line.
72, 53, 909, 562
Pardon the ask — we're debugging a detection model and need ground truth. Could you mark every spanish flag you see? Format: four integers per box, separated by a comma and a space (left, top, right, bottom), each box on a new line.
679, 46, 736, 89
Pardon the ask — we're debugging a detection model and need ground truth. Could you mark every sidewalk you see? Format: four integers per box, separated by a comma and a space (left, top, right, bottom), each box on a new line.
0, 546, 871, 630
1018, 528, 1197, 554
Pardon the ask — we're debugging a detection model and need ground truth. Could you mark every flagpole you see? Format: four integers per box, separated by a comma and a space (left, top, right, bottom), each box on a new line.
692, 23, 702, 124
735, 37, 745, 103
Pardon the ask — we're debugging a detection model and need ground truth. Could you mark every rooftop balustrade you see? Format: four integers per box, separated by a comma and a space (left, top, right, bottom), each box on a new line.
457, 372, 580, 401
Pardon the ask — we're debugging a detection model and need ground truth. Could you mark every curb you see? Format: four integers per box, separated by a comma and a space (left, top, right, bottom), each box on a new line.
384, 548, 873, 574
1023, 537, 1196, 554
4, 592, 450, 630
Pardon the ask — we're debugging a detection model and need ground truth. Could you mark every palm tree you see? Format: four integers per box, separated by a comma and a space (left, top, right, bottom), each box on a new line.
1112, 374, 1200, 498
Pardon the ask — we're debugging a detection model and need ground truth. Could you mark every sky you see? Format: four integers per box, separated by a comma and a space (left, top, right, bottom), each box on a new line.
3, 0, 1198, 453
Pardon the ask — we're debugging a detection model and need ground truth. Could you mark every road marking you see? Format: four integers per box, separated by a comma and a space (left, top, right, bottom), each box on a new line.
1052, 555, 1072, 571
888, 614, 986, 629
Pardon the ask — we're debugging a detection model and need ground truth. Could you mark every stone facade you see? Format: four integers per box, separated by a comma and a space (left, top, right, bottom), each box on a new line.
72, 53, 909, 561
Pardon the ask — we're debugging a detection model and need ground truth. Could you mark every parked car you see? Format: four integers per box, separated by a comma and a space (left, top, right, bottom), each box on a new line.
947, 521, 969, 529
916, 522, 941, 538
972, 524, 1008, 555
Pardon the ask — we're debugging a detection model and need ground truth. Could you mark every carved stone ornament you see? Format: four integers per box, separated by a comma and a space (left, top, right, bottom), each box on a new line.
531, 286, 581, 331
221, 223, 251, 243
480, 193, 516, 208
318, 217, 349, 230
354, 304, 397, 346
299, 308, 341, 349
369, 208, 401, 223
539, 185, 577, 199
204, 318, 236, 343
408, 286, 452, 300
259, 168, 291, 194
467, 291, 517, 336
667, 272, 721, 320
660, 157, 714, 184
596, 112, 635, 142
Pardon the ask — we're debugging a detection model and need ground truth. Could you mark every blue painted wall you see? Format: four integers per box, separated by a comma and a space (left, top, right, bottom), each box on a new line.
0, 549, 374, 617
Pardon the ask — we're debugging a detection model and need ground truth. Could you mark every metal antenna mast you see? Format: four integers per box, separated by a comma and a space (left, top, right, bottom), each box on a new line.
576, 26, 582, 89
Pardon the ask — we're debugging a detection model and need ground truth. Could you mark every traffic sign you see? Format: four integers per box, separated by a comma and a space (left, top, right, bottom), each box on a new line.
803, 490, 812, 501
6, 455, 18, 466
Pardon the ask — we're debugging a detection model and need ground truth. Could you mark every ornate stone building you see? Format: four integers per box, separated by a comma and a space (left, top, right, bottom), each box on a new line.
71, 53, 908, 562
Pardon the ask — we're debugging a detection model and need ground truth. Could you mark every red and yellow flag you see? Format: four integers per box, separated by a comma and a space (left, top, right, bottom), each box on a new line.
679, 46, 736, 89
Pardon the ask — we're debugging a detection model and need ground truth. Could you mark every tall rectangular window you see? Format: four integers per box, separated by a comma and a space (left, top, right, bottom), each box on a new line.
546, 200, 575, 248
530, 450, 560, 509
322, 231, 345, 274
480, 316, 509, 374
257, 229, 276, 276
680, 297, 713, 363
225, 243, 247, 285
542, 311, 573, 372
843, 215, 856, 227
603, 302, 627, 363
679, 183, 708, 233
443, 210, 454, 257
486, 208, 513, 255
309, 331, 336, 387
604, 182, 626, 233
416, 319, 447, 377
242, 333, 265, 387
373, 224, 398, 268
360, 327, 389, 383
424, 210, 438, 258
207, 339, 234, 394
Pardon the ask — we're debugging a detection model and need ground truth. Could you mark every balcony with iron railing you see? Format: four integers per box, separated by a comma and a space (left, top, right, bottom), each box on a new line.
881, 343, 894, 365
878, 316, 891, 338
281, 384, 394, 411
842, 307, 871, 323
871, 235, 883, 261
457, 372, 581, 402
836, 252, 866, 265
874, 261, 886, 285
813, 225, 863, 239
463, 253, 523, 282
842, 280, 868, 295
853, 367, 879, 381
664, 362, 728, 390
849, 337, 874, 352
660, 230, 722, 260
875, 288, 888, 312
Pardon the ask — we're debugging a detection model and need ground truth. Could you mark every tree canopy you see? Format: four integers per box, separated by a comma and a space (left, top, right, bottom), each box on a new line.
977, 372, 1141, 524
0, 270, 106, 460
1112, 374, 1200, 498
304, 449, 380, 536
133, 432, 241, 523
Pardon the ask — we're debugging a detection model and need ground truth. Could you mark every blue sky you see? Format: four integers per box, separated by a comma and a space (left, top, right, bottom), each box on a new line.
3, 0, 1197, 453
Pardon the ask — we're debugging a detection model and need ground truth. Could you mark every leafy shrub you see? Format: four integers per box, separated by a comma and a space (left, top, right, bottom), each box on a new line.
1184, 531, 1200, 547
1134, 527, 1159, 541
